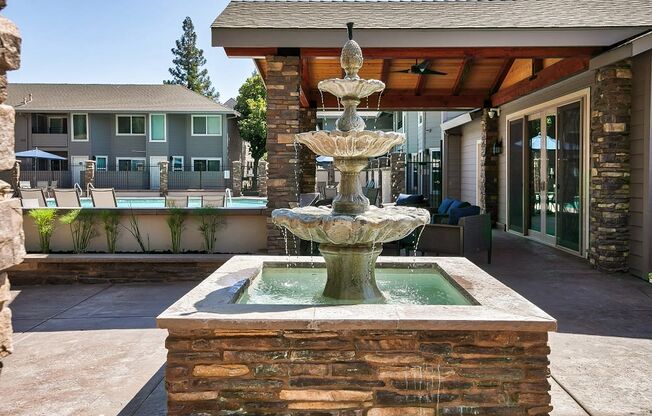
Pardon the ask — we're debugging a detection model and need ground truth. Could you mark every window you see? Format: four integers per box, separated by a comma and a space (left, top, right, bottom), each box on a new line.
192, 115, 222, 136
117, 158, 145, 171
72, 114, 89, 141
171, 156, 184, 172
418, 112, 424, 126
32, 114, 68, 134
95, 156, 107, 171
149, 114, 166, 141
192, 158, 221, 172
116, 115, 146, 135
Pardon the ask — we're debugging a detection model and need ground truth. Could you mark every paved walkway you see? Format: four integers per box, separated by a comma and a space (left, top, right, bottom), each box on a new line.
0, 231, 650, 415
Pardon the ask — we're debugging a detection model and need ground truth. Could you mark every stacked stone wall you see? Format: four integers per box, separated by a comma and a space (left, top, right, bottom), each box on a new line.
589, 60, 632, 272
165, 328, 552, 416
389, 153, 406, 202
231, 160, 243, 197
480, 110, 500, 224
258, 160, 269, 197
0, 1, 25, 374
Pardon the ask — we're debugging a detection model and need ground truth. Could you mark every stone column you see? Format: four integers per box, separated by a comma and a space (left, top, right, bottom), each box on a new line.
589, 60, 632, 272
265, 54, 303, 254
84, 160, 95, 192
390, 152, 405, 202
258, 160, 268, 197
158, 160, 169, 197
299, 108, 317, 193
480, 108, 500, 224
231, 160, 242, 197
10, 160, 19, 194
0, 2, 25, 374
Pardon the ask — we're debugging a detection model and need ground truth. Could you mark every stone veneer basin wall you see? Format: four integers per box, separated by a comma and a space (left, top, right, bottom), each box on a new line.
157, 256, 556, 416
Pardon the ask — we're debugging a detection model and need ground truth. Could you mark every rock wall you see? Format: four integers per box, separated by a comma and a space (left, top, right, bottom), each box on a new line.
480, 109, 500, 225
164, 328, 552, 415
0, 1, 25, 374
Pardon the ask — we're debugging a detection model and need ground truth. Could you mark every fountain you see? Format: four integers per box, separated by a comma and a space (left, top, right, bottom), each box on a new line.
157, 23, 556, 416
272, 23, 430, 301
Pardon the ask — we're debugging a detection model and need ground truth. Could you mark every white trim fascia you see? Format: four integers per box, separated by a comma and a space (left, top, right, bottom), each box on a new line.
115, 114, 147, 136
148, 113, 167, 142
590, 30, 652, 70
441, 112, 475, 132
191, 114, 223, 137
191, 157, 223, 172
70, 113, 90, 142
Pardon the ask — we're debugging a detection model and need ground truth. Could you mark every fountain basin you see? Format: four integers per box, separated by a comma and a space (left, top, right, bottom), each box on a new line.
318, 78, 385, 99
296, 130, 405, 159
158, 256, 556, 416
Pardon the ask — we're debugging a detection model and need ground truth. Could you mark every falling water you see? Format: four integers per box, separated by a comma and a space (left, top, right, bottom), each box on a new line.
319, 90, 327, 128
410, 225, 426, 274
372, 90, 384, 130
282, 227, 289, 268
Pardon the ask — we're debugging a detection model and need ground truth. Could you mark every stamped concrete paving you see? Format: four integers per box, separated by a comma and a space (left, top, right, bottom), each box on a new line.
0, 231, 650, 415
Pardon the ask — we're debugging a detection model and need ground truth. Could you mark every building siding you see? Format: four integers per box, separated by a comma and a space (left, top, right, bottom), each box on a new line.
444, 132, 461, 200
460, 119, 481, 205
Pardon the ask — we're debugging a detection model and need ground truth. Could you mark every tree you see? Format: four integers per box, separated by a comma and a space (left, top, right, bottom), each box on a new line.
235, 73, 267, 191
165, 17, 218, 100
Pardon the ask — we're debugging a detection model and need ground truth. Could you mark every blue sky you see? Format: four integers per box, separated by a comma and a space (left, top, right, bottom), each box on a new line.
3, 0, 254, 101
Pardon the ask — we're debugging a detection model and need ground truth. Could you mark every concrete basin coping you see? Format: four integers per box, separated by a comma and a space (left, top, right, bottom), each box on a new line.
157, 256, 557, 332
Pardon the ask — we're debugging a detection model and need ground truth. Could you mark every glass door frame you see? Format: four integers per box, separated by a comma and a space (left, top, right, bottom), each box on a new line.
505, 88, 590, 257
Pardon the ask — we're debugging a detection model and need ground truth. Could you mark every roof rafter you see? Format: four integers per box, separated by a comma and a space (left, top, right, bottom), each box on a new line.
452, 57, 472, 96
489, 58, 515, 95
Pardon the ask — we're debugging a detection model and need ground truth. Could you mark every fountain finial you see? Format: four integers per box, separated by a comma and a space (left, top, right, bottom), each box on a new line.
341, 22, 363, 80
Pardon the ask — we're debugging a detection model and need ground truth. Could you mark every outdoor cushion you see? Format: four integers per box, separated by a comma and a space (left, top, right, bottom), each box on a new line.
437, 198, 455, 214
396, 193, 424, 206
448, 205, 481, 225
448, 199, 470, 212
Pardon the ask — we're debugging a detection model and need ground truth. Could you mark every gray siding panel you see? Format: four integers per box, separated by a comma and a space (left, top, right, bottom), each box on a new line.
167, 114, 187, 161
460, 119, 481, 204
14, 113, 29, 152
444, 133, 461, 200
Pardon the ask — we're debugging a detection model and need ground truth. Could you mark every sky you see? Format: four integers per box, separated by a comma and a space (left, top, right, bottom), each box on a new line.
3, 0, 255, 101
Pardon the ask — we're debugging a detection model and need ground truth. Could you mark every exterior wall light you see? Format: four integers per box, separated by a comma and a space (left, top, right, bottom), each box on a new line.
492, 139, 503, 155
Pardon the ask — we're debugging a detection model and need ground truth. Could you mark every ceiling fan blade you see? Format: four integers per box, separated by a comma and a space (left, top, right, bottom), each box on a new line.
416, 60, 431, 70
392, 69, 412, 73
420, 68, 448, 76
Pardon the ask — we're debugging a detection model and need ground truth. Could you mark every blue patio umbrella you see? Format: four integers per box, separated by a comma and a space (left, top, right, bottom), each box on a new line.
316, 155, 334, 163
15, 148, 66, 160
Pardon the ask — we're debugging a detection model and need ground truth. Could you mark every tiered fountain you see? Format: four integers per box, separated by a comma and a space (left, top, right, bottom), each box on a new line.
272, 23, 430, 302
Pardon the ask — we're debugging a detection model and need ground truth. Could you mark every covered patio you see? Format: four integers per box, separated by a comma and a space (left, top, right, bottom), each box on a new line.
213, 0, 652, 277
1, 231, 650, 415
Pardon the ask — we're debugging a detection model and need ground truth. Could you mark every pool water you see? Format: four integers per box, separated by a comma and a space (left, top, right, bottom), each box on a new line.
237, 267, 473, 305
45, 197, 267, 209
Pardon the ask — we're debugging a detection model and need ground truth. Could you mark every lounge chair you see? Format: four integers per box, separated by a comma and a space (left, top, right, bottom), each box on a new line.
324, 187, 337, 199
36, 180, 49, 189
21, 199, 40, 208
201, 195, 225, 208
364, 187, 379, 206
165, 196, 188, 208
20, 188, 47, 207
90, 188, 117, 208
19, 180, 31, 189
299, 193, 320, 207
53, 189, 81, 208
416, 213, 492, 263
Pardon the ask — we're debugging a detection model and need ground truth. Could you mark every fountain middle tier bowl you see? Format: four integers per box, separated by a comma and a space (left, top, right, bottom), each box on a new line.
272, 205, 430, 246
296, 130, 405, 159
318, 78, 385, 99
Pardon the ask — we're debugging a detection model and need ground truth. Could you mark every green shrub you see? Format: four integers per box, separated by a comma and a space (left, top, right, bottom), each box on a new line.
28, 209, 57, 253
196, 208, 224, 253
59, 209, 98, 254
100, 210, 120, 254
123, 210, 149, 253
167, 208, 186, 254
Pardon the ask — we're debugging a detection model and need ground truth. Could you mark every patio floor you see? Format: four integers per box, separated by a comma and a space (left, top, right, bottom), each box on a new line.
0, 230, 650, 415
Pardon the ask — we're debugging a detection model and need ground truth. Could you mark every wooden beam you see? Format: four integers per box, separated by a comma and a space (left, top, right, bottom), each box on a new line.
254, 59, 267, 82
532, 58, 544, 76
309, 91, 484, 110
299, 47, 601, 59
489, 58, 515, 95
415, 74, 427, 97
451, 57, 472, 96
380, 59, 391, 84
300, 58, 312, 108
224, 47, 278, 58
491, 57, 589, 107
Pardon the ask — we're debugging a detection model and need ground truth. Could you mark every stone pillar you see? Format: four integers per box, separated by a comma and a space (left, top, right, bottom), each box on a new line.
10, 160, 19, 193
158, 160, 169, 197
265, 54, 303, 254
390, 152, 405, 202
589, 60, 632, 272
84, 160, 95, 192
480, 108, 500, 224
0, 2, 24, 374
231, 160, 242, 197
299, 108, 317, 193
258, 160, 268, 197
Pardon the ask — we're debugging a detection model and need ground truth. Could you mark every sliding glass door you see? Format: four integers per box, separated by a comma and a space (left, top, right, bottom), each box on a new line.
508, 119, 524, 233
557, 102, 582, 251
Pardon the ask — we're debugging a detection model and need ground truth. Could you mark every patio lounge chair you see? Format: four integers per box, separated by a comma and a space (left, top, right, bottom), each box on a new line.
90, 188, 117, 208
201, 195, 225, 208
53, 189, 82, 208
364, 187, 379, 206
21, 199, 40, 208
166, 196, 188, 208
416, 213, 492, 263
324, 187, 337, 199
20, 188, 47, 207
299, 192, 320, 207
19, 180, 31, 189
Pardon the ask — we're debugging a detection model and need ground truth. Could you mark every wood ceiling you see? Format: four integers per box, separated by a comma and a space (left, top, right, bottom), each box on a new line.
225, 47, 601, 110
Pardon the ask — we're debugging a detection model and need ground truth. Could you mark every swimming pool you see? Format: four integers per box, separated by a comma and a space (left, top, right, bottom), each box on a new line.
45, 197, 267, 209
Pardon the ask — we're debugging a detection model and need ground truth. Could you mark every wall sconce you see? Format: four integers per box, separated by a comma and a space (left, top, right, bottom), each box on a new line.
492, 139, 503, 155
488, 108, 501, 119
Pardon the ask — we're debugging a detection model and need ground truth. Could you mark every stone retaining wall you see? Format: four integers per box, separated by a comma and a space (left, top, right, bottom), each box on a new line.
164, 328, 552, 416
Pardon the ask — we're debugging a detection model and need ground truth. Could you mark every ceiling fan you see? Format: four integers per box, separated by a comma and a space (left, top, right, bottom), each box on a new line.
394, 60, 447, 76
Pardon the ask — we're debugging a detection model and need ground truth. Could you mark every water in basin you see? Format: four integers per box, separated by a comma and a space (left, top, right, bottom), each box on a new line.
237, 267, 473, 305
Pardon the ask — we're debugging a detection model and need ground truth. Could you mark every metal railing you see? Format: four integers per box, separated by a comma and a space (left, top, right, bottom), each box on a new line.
405, 159, 443, 207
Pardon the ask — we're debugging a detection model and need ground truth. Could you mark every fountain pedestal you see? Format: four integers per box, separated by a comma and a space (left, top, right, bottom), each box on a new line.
320, 243, 383, 301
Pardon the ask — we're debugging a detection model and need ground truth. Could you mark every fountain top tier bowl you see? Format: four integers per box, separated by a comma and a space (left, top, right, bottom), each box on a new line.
296, 129, 403, 159
318, 78, 385, 101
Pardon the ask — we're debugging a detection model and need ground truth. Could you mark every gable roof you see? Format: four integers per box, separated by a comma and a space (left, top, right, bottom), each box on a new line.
214, 0, 652, 30
7, 84, 235, 113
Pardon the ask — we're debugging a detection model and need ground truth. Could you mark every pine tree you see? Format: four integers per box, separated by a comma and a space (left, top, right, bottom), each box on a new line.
165, 17, 218, 100
235, 73, 267, 191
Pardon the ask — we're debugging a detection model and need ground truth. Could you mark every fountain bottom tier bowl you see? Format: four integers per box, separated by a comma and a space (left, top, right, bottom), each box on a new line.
158, 256, 556, 416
